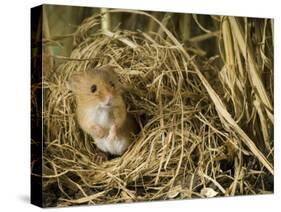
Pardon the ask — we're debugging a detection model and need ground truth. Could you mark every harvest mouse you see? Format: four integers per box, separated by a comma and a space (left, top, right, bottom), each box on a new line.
68, 65, 138, 156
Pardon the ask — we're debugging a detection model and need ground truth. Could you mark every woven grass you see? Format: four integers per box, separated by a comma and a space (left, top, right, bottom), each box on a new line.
40, 10, 274, 207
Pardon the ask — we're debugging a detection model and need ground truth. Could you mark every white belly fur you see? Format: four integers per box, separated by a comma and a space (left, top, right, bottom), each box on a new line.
84, 106, 129, 155
90, 107, 113, 128
95, 136, 129, 155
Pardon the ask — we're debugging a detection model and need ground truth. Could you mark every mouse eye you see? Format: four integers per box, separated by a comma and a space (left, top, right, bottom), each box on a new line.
90, 84, 97, 93
109, 81, 115, 87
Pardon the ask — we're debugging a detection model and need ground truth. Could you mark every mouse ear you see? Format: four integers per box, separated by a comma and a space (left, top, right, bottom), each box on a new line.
67, 73, 83, 92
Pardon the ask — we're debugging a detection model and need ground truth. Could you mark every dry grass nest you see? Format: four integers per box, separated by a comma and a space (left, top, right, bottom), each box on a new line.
41, 11, 273, 207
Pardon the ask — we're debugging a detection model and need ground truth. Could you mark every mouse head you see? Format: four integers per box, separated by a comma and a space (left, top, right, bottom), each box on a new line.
68, 65, 122, 108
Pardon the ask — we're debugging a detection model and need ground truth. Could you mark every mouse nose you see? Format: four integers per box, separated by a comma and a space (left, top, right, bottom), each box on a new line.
104, 94, 113, 105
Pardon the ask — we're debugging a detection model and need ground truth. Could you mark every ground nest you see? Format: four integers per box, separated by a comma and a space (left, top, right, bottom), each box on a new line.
41, 11, 274, 207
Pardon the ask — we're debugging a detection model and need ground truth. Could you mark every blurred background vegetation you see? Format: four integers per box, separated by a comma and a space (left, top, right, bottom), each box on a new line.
43, 4, 219, 59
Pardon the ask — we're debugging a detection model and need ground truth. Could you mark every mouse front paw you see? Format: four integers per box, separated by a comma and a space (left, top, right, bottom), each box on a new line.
93, 125, 107, 138
108, 125, 117, 141
107, 133, 117, 141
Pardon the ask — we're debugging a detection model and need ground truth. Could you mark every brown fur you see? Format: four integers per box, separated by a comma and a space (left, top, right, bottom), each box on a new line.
68, 65, 138, 155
